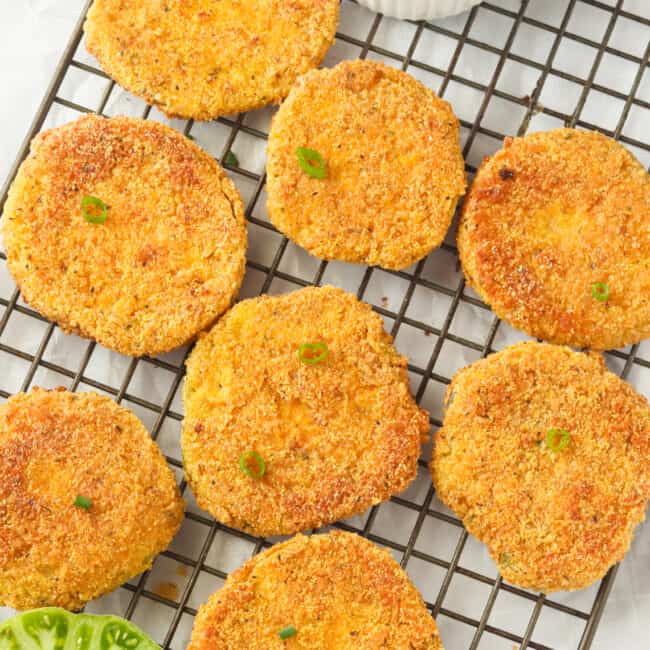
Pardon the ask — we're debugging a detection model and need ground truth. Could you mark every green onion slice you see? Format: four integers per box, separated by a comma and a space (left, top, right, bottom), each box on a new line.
546, 428, 570, 452
239, 451, 266, 479
224, 151, 239, 167
74, 495, 92, 510
591, 282, 610, 302
278, 626, 297, 640
81, 195, 108, 224
296, 147, 326, 179
298, 342, 329, 365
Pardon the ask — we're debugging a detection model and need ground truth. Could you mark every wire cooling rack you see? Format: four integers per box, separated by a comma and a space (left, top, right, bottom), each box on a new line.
1, 1, 649, 648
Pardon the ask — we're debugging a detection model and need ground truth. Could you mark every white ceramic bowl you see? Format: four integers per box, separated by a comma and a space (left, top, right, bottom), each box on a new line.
355, 0, 482, 20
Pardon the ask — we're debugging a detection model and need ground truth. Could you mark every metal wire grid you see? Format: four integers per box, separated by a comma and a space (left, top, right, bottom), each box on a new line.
0, 0, 648, 648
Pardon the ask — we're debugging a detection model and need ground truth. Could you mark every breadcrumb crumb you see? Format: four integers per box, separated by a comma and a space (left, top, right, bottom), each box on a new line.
182, 286, 429, 536
189, 531, 443, 649
458, 128, 650, 350
431, 342, 650, 592
84, 0, 339, 120
2, 115, 246, 357
0, 388, 184, 610
267, 60, 466, 270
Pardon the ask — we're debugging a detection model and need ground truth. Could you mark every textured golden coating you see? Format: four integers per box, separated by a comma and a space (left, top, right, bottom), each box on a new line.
2, 114, 246, 357
84, 0, 339, 120
266, 60, 466, 270
431, 342, 650, 593
182, 286, 429, 536
458, 128, 650, 350
189, 531, 443, 649
0, 388, 184, 611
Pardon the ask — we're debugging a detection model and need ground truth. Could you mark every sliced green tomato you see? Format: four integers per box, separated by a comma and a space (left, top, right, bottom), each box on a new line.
0, 609, 159, 650
100, 621, 152, 650
0, 625, 20, 650
71, 624, 94, 650
20, 610, 68, 650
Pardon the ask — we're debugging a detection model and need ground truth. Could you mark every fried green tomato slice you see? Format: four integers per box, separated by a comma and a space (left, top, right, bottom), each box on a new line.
84, 0, 340, 120
458, 128, 650, 350
431, 342, 650, 593
2, 114, 246, 357
0, 388, 184, 611
188, 531, 443, 649
266, 60, 466, 270
182, 286, 429, 536
0, 608, 158, 650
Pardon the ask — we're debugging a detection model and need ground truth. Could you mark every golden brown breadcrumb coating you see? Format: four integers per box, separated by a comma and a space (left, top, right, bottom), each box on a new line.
84, 0, 339, 120
188, 531, 443, 649
431, 342, 650, 593
2, 114, 246, 357
266, 60, 466, 270
458, 128, 650, 350
182, 286, 429, 537
0, 388, 184, 611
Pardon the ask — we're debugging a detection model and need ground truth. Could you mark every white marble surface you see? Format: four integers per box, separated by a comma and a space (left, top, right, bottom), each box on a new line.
1, 1, 649, 649
0, 1, 81, 184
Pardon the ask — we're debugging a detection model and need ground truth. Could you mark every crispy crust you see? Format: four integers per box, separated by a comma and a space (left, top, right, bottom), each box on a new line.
188, 531, 443, 649
2, 115, 246, 357
266, 60, 466, 270
182, 286, 429, 536
84, 0, 339, 120
0, 388, 184, 610
458, 128, 650, 350
431, 342, 650, 592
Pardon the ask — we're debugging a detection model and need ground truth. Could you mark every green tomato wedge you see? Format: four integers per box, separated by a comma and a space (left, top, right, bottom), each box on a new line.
0, 609, 159, 650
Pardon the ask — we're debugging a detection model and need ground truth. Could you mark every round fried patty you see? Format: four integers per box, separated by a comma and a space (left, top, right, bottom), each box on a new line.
182, 286, 429, 536
458, 128, 650, 350
2, 115, 246, 357
189, 531, 443, 649
267, 60, 466, 270
0, 388, 184, 611
84, 0, 340, 120
431, 342, 650, 592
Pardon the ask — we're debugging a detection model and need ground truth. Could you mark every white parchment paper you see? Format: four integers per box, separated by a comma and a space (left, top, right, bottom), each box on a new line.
1, 1, 649, 648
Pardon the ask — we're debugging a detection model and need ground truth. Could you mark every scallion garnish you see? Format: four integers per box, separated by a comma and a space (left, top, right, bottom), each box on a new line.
224, 151, 239, 167
591, 282, 610, 302
546, 428, 570, 452
239, 451, 266, 479
278, 626, 297, 640
296, 147, 326, 179
81, 195, 108, 224
298, 342, 329, 365
74, 495, 92, 510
